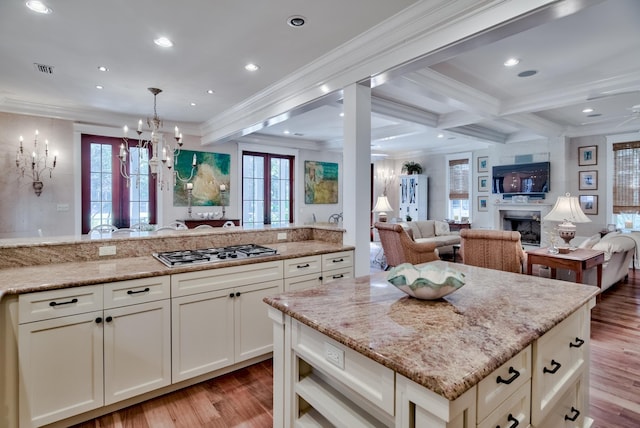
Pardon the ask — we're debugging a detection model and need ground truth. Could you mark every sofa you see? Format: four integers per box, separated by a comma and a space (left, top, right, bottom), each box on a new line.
396, 220, 461, 255
557, 231, 637, 292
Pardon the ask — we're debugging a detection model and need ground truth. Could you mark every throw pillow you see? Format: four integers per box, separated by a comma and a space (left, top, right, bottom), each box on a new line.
434, 220, 451, 236
578, 233, 601, 249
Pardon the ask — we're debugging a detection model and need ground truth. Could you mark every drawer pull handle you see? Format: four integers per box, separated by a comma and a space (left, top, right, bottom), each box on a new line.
105, 316, 113, 323
569, 337, 585, 348
332, 258, 344, 263
297, 263, 310, 268
496, 413, 519, 428
229, 293, 235, 298
543, 359, 561, 374
95, 317, 103, 324
496, 367, 520, 385
127, 287, 150, 295
49, 298, 78, 307
332, 274, 344, 279
564, 407, 580, 422
235, 292, 241, 297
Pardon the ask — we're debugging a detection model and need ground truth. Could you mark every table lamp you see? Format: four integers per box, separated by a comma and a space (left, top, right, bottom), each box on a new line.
543, 193, 591, 250
373, 195, 393, 222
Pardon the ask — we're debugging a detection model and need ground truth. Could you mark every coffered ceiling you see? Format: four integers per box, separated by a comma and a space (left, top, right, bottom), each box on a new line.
1, 0, 639, 158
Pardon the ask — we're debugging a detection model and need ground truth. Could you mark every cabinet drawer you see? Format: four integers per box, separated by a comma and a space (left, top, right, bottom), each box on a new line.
537, 375, 587, 428
171, 260, 283, 297
284, 255, 321, 278
103, 276, 170, 309
19, 285, 103, 324
284, 272, 322, 292
322, 267, 353, 285
292, 320, 395, 416
477, 380, 531, 428
532, 306, 588, 424
477, 345, 531, 422
321, 251, 353, 271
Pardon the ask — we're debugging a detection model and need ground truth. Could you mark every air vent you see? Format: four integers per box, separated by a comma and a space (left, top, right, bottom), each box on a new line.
33, 63, 54, 74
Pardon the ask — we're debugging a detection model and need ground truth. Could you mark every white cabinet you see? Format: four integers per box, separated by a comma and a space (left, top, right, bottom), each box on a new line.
399, 174, 427, 221
284, 251, 354, 291
18, 277, 171, 428
171, 260, 284, 383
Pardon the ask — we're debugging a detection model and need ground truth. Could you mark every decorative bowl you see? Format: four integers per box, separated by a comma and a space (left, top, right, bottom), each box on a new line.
387, 263, 466, 300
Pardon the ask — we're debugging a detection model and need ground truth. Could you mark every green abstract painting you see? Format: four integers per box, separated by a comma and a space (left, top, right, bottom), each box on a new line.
304, 160, 338, 204
173, 149, 230, 206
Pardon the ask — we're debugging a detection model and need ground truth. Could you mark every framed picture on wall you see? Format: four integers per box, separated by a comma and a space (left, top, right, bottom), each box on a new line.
578, 145, 597, 166
478, 176, 489, 192
579, 195, 598, 215
478, 196, 488, 212
477, 156, 489, 172
579, 170, 598, 190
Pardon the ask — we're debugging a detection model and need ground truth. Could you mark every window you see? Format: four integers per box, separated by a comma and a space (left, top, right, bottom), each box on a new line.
81, 135, 156, 233
242, 152, 294, 227
612, 141, 640, 229
447, 156, 470, 221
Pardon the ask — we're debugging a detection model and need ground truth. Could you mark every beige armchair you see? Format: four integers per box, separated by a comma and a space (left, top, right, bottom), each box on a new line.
460, 229, 526, 273
375, 222, 439, 269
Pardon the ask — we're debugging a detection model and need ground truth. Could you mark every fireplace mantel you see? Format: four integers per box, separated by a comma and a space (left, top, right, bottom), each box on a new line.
494, 202, 553, 247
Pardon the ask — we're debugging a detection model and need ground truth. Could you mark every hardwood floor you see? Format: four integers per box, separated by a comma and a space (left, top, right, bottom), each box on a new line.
590, 268, 640, 427
73, 269, 640, 427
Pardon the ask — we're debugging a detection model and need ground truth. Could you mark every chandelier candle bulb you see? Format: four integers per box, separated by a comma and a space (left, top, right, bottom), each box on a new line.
123, 125, 128, 137
174, 126, 179, 138
220, 184, 226, 191
192, 153, 197, 167
137, 119, 143, 132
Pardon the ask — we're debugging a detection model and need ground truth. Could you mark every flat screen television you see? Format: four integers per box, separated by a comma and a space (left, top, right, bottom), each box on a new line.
492, 161, 550, 195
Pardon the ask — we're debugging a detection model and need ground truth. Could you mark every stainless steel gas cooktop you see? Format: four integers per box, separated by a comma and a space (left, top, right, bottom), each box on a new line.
153, 244, 278, 267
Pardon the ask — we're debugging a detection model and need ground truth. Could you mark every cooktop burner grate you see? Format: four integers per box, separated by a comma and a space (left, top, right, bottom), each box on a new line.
153, 244, 277, 267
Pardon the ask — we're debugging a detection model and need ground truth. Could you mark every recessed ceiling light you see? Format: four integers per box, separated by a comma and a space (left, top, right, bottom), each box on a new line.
154, 36, 173, 48
26, 1, 52, 14
437, 133, 444, 138
283, 130, 290, 134
503, 58, 520, 67
245, 63, 260, 72
190, 102, 196, 107
287, 15, 306, 27
339, 112, 344, 117
206, 89, 214, 94
95, 85, 103, 90
97, 66, 109, 72
582, 108, 594, 113
320, 85, 330, 94
518, 70, 537, 77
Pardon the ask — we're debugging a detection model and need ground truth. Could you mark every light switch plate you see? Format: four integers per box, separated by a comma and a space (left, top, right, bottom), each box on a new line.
99, 246, 117, 256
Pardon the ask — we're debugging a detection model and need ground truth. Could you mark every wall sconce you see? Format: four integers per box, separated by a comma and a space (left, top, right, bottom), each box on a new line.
16, 130, 56, 196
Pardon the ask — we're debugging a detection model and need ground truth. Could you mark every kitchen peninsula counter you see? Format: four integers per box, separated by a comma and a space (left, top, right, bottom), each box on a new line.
0, 240, 352, 299
264, 261, 600, 427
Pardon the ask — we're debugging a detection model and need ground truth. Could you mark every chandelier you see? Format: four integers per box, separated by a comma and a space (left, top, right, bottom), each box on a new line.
119, 88, 194, 190
16, 129, 56, 196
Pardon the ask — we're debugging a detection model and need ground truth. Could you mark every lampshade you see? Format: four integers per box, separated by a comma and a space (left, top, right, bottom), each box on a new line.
543, 193, 591, 224
373, 195, 393, 213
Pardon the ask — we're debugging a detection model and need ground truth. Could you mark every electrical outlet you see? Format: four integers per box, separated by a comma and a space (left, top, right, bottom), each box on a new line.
99, 245, 117, 256
324, 342, 345, 369
56, 203, 69, 212
277, 232, 287, 240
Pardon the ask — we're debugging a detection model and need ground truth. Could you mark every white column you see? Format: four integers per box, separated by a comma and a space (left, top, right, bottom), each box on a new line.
343, 83, 372, 277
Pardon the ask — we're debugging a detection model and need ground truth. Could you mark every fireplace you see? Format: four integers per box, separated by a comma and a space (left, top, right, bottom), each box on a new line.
495, 203, 553, 247
501, 210, 541, 245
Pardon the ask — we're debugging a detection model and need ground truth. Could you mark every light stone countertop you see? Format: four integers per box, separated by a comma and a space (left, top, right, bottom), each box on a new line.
263, 260, 599, 401
0, 240, 352, 300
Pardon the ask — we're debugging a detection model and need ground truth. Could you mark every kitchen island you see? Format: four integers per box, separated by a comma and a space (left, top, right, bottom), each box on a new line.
264, 261, 599, 427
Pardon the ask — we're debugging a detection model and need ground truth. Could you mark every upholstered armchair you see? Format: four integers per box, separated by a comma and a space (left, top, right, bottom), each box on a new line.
375, 222, 440, 269
460, 229, 526, 273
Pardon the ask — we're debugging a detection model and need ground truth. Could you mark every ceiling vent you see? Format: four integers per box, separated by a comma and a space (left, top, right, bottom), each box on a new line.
33, 63, 54, 74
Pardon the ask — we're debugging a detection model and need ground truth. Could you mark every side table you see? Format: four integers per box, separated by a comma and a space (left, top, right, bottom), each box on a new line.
526, 247, 605, 289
